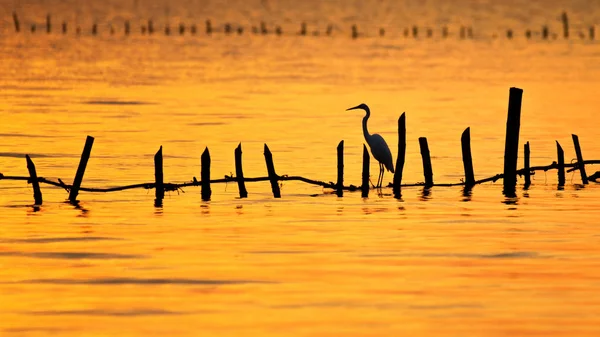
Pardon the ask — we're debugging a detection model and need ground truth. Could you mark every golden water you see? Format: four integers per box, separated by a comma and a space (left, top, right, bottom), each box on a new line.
1, 1, 600, 336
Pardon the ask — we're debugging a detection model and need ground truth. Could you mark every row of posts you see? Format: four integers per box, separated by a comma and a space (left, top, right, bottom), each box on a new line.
22, 88, 590, 207
12, 12, 595, 40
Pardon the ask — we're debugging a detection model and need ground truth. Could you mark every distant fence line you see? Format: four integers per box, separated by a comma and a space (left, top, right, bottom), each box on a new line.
1, 87, 599, 209
8, 11, 597, 41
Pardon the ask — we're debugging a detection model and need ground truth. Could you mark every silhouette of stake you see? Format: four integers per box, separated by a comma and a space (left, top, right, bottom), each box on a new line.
201, 147, 211, 200
419, 137, 433, 187
26, 155, 42, 205
461, 127, 475, 187
235, 143, 248, 198
337, 140, 344, 197
556, 141, 565, 187
12, 12, 20, 33
69, 136, 94, 203
524, 141, 531, 188
503, 87, 523, 197
154, 146, 164, 204
393, 113, 406, 199
361, 144, 369, 198
572, 134, 588, 184
264, 144, 281, 198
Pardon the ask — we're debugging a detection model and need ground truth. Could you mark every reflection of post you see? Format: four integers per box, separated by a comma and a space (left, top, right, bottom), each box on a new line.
572, 134, 588, 184
361, 145, 369, 198
264, 144, 281, 198
556, 141, 565, 187
235, 143, 248, 198
69, 136, 95, 203
419, 137, 433, 187
201, 147, 212, 201
154, 146, 164, 204
461, 127, 475, 187
26, 155, 43, 205
561, 12, 569, 39
336, 141, 344, 197
393, 113, 406, 199
524, 141, 531, 188
503, 87, 523, 196
12, 12, 20, 33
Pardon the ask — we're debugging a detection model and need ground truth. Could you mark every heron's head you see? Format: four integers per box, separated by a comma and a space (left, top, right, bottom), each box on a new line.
346, 103, 369, 112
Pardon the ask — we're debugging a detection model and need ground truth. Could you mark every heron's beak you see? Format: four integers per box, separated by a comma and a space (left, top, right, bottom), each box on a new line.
346, 105, 361, 111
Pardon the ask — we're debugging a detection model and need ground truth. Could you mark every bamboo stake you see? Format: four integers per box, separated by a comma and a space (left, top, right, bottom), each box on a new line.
419, 137, 433, 187
235, 143, 248, 198
361, 144, 369, 198
201, 147, 211, 201
556, 141, 565, 187
69, 136, 94, 203
264, 144, 281, 198
154, 146, 164, 204
524, 141, 531, 188
336, 140, 344, 197
25, 155, 42, 205
393, 113, 406, 199
572, 134, 588, 184
461, 127, 475, 187
503, 87, 523, 196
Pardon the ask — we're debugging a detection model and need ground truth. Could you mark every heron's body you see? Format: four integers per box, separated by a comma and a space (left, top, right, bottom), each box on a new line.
348, 103, 394, 188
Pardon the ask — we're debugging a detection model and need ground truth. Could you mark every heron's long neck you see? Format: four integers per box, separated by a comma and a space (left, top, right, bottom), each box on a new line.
362, 109, 371, 141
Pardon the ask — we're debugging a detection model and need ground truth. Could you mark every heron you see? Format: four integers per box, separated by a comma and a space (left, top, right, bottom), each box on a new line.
347, 103, 394, 188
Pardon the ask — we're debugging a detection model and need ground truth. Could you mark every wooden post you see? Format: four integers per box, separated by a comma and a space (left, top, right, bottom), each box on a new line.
225, 23, 232, 34
572, 134, 588, 184
148, 20, 154, 34
260, 22, 267, 34
201, 147, 211, 201
524, 141, 531, 188
235, 143, 248, 198
412, 26, 418, 38
179, 23, 185, 35
336, 140, 344, 197
461, 127, 475, 187
69, 136, 94, 203
125, 21, 130, 35
503, 87, 523, 196
206, 20, 212, 34
25, 155, 42, 205
62, 21, 67, 34
419, 137, 433, 187
352, 25, 358, 39
12, 12, 20, 33
154, 146, 164, 204
361, 144, 369, 198
46, 14, 51, 33
542, 25, 549, 39
507, 29, 513, 39
300, 22, 307, 36
393, 113, 406, 199
556, 141, 565, 187
561, 12, 569, 39
31, 24, 36, 33
92, 23, 97, 35
264, 144, 281, 198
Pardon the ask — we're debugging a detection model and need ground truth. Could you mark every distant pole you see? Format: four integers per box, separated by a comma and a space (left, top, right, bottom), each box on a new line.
62, 21, 67, 34
300, 22, 307, 35
225, 23, 232, 34
507, 29, 513, 39
154, 146, 164, 205
264, 144, 281, 198
442, 26, 448, 38
190, 24, 197, 34
148, 20, 154, 34
393, 113, 406, 199
12, 12, 20, 32
542, 25, 549, 39
572, 134, 588, 184
419, 137, 433, 187
361, 144, 370, 198
524, 141, 531, 188
502, 87, 523, 196
590, 26, 595, 40
125, 21, 130, 35
235, 143, 248, 198
25, 155, 43, 205
556, 141, 565, 187
165, 24, 171, 35
561, 12, 569, 39
46, 14, 51, 33
92, 23, 97, 35
379, 28, 385, 37
275, 26, 282, 35
461, 127, 475, 187
201, 147, 211, 201
336, 140, 344, 197
351, 25, 358, 39
179, 23, 185, 35
69, 136, 95, 203
260, 21, 267, 34
206, 20, 212, 34
412, 26, 418, 38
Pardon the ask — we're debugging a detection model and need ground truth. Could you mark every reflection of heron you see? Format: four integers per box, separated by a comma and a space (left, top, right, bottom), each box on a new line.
347, 103, 394, 188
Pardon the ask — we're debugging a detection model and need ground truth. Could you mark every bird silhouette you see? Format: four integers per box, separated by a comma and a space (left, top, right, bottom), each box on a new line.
347, 103, 394, 188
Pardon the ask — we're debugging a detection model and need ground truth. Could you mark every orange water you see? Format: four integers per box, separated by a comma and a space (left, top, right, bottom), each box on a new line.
1, 1, 600, 336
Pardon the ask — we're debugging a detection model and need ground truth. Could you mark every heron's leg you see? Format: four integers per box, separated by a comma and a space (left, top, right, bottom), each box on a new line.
378, 163, 384, 188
